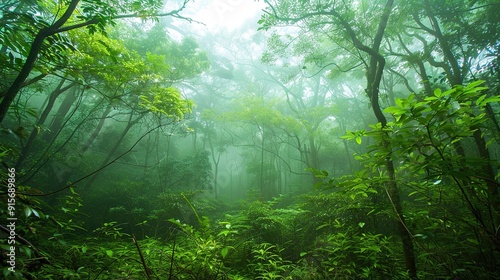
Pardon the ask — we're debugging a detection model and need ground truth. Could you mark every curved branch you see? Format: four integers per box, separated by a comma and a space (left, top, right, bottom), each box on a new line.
0, 0, 194, 124
13, 123, 167, 197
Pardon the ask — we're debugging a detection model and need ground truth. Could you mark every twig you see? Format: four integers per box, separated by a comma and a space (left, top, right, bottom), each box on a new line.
0, 224, 45, 261
92, 250, 127, 280
168, 238, 176, 280
9, 123, 165, 196
132, 234, 152, 280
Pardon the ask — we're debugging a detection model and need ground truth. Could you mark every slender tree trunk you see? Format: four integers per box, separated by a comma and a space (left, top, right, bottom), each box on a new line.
214, 153, 220, 198
341, 138, 353, 173
423, 0, 500, 229
19, 99, 104, 186
0, 0, 80, 123
15, 80, 76, 170
84, 112, 145, 189
260, 128, 265, 199
473, 129, 500, 226
80, 105, 112, 154
142, 130, 152, 182
423, 0, 462, 86
308, 137, 319, 170
384, 140, 418, 278
207, 136, 221, 199
485, 104, 500, 136
332, 1, 418, 278
43, 86, 79, 142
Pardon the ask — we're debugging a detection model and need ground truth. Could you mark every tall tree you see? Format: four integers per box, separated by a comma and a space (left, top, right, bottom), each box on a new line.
0, 0, 193, 123
260, 0, 418, 277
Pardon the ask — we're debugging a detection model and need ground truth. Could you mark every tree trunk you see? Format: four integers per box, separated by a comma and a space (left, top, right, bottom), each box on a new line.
15, 80, 76, 170
260, 127, 265, 199
43, 86, 79, 142
207, 136, 221, 199
473, 129, 500, 227
0, 0, 80, 123
83, 112, 145, 189
422, 0, 500, 230
423, 0, 462, 86
333, 1, 418, 278
80, 105, 112, 154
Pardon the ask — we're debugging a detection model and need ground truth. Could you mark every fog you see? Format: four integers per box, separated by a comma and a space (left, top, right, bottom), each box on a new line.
1, 0, 500, 279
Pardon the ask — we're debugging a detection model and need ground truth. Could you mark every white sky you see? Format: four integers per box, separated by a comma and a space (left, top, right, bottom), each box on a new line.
181, 0, 267, 32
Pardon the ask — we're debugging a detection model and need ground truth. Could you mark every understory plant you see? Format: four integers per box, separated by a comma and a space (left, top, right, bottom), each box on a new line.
337, 81, 500, 279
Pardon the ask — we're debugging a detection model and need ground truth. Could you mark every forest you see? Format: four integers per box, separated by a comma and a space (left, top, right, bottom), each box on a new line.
1, 0, 500, 279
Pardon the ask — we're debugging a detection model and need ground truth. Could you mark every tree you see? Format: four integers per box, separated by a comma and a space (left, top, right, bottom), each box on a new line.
260, 0, 418, 277
405, 0, 500, 220
381, 81, 500, 276
0, 0, 193, 123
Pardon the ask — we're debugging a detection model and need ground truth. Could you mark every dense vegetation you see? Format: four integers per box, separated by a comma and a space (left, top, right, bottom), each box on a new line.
1, 0, 499, 279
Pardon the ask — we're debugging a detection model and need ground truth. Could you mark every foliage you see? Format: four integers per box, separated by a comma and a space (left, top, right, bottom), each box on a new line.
139, 86, 193, 120
329, 80, 500, 278
160, 151, 212, 191
245, 199, 306, 246
303, 220, 403, 279
167, 217, 234, 279
4, 181, 497, 279
249, 243, 293, 279
2, 0, 500, 279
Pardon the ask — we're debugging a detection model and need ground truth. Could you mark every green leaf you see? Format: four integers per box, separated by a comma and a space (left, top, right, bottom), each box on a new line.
25, 207, 32, 217
355, 136, 362, 145
221, 247, 229, 258
479, 96, 500, 107
82, 245, 88, 253
433, 88, 442, 97
466, 238, 479, 245
383, 106, 404, 114
31, 208, 40, 218
395, 98, 403, 108
465, 80, 486, 90
316, 223, 330, 230
358, 222, 365, 228
20, 246, 32, 258
106, 250, 113, 257
475, 94, 486, 107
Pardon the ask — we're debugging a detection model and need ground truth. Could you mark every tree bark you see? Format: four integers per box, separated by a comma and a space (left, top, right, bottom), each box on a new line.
207, 136, 221, 199
0, 0, 189, 123
422, 0, 462, 85
42, 86, 79, 143
0, 0, 80, 123
83, 111, 145, 189
15, 80, 76, 170
420, 0, 499, 229
80, 105, 112, 154
333, 1, 418, 278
